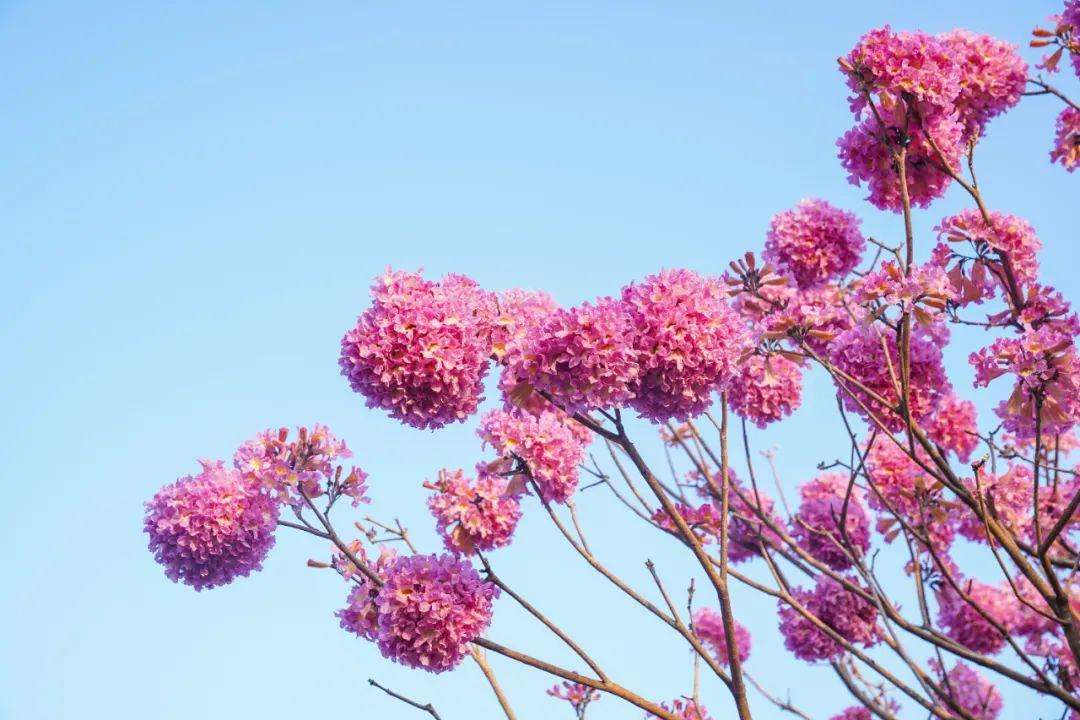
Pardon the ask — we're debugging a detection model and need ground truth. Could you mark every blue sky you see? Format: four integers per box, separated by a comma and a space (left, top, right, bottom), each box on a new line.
2, 1, 1078, 719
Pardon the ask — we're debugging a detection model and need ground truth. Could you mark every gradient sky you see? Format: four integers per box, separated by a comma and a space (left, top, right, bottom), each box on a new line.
3, 2, 1078, 719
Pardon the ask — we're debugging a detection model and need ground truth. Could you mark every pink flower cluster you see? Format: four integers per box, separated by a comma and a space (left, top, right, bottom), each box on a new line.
791, 473, 871, 571
478, 408, 588, 503
778, 576, 881, 661
838, 26, 1025, 211
233, 425, 365, 507
339, 269, 495, 429
506, 297, 639, 414
937, 209, 1042, 288
829, 324, 951, 432
1052, 107, 1080, 171
340, 553, 499, 673
939, 30, 1027, 139
935, 580, 1018, 654
934, 662, 1003, 720
864, 440, 955, 551
692, 607, 752, 666
727, 353, 803, 429
547, 681, 600, 713
830, 709, 873, 720
647, 699, 714, 720
622, 269, 748, 422
337, 546, 399, 640
426, 467, 523, 554
489, 288, 558, 360
1064, 1, 1080, 77
837, 112, 964, 211
926, 394, 979, 462
971, 324, 1080, 439
144, 460, 279, 591
763, 199, 866, 289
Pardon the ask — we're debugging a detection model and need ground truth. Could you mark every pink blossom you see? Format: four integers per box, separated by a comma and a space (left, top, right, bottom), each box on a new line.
937, 209, 1041, 288
926, 394, 979, 462
829, 324, 951, 432
647, 699, 714, 720
778, 576, 882, 661
933, 662, 1003, 720
336, 547, 398, 640
938, 30, 1026, 140
371, 553, 498, 672
144, 460, 279, 591
864, 440, 955, 552
1051, 107, 1080, 172
760, 283, 855, 355
970, 324, 1080, 439
490, 288, 558, 361
830, 709, 872, 720
843, 26, 961, 115
339, 269, 495, 430
692, 607, 752, 666
727, 353, 803, 428
763, 200, 866, 289
956, 465, 1033, 542
621, 269, 748, 422
478, 407, 588, 504
547, 681, 600, 713
837, 111, 964, 213
233, 425, 364, 507
791, 472, 871, 571
507, 297, 639, 413
426, 467, 523, 554
935, 579, 1017, 654
1064, 2, 1080, 78
853, 261, 955, 319
651, 501, 723, 545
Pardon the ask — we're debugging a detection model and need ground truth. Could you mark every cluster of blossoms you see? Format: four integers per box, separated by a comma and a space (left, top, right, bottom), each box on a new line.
926, 393, 980, 462
145, 424, 369, 592
478, 407, 588, 504
144, 460, 280, 591
726, 353, 804, 429
647, 699, 714, 720
829, 324, 952, 432
778, 576, 881, 661
838, 26, 1027, 210
971, 323, 1080, 438
933, 662, 1004, 720
339, 269, 496, 429
935, 209, 1043, 296
864, 439, 956, 552
791, 472, 871, 571
338, 553, 498, 672
547, 682, 601, 716
692, 607, 752, 666
233, 424, 365, 507
621, 269, 748, 422
935, 579, 1020, 655
763, 199, 865, 288
1052, 107, 1080, 171
425, 466, 522, 554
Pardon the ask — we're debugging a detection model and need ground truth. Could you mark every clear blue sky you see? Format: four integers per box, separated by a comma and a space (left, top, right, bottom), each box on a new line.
2, 2, 1077, 719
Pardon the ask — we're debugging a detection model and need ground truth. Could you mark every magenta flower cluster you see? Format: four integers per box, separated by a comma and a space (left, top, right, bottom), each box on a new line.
692, 607, 752, 667
622, 269, 748, 422
764, 199, 865, 289
144, 460, 279, 591
791, 472, 871, 571
727, 353, 803, 429
478, 407, 588, 504
426, 467, 523, 554
340, 553, 499, 673
778, 576, 881, 661
339, 269, 496, 429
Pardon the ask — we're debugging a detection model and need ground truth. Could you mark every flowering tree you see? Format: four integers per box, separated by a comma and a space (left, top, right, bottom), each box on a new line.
143, 7, 1080, 720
